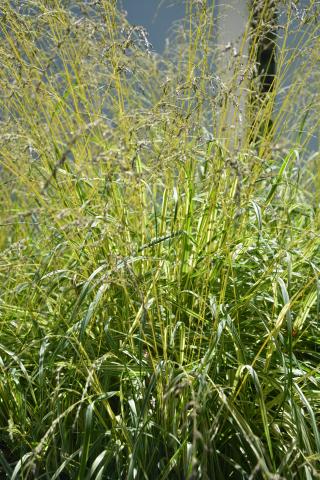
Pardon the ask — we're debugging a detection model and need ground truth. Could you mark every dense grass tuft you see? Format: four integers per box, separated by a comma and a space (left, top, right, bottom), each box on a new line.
0, 1, 320, 478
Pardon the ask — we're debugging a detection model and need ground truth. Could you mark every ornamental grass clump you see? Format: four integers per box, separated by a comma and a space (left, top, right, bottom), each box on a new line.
0, 1, 319, 478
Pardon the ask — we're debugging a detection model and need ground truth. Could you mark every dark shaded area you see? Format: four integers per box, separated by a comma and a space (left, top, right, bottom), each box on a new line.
253, 0, 277, 94
248, 0, 278, 144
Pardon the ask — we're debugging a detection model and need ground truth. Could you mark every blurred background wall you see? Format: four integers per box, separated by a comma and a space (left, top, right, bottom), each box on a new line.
120, 0, 318, 152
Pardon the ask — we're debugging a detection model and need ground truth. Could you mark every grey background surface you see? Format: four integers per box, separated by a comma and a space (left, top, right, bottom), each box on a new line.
120, 0, 186, 52
119, 1, 318, 152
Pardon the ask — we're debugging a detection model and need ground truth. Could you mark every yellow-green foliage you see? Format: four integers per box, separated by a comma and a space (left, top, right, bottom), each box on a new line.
0, 1, 319, 478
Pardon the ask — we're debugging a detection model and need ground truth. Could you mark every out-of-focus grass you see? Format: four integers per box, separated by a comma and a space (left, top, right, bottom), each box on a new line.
0, 1, 319, 478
